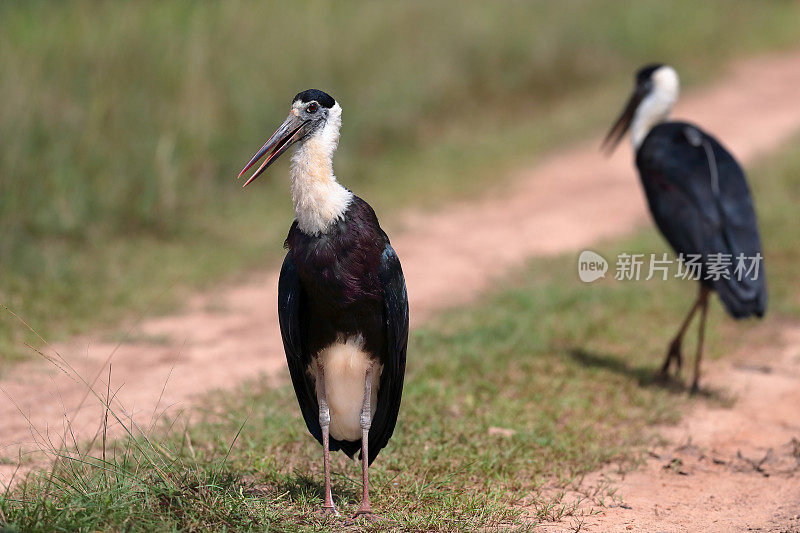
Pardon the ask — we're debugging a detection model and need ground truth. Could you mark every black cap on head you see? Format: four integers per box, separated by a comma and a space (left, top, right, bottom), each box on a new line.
292, 89, 336, 108
636, 63, 664, 84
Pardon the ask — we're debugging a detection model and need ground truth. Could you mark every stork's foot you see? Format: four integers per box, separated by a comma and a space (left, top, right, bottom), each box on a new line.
689, 380, 700, 396
656, 340, 683, 382
349, 509, 382, 522
315, 505, 338, 518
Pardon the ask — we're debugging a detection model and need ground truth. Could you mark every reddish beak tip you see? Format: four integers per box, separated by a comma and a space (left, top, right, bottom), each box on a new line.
241, 171, 260, 188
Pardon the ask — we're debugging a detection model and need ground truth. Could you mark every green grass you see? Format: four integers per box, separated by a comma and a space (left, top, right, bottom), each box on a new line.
3, 1, 800, 365
3, 130, 799, 531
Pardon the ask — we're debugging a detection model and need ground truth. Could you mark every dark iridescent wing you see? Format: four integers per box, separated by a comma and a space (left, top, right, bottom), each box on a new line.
637, 122, 767, 317
366, 243, 409, 465
278, 252, 322, 444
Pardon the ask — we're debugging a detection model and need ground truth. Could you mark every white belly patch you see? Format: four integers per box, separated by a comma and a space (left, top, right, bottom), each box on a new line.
312, 335, 382, 442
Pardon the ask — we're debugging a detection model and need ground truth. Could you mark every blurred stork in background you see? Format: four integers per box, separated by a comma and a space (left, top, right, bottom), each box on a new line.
238, 89, 409, 519
603, 64, 767, 392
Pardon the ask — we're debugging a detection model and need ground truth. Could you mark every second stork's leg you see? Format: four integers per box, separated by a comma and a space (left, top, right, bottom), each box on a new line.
690, 286, 711, 394
353, 363, 377, 520
316, 362, 337, 516
657, 285, 703, 380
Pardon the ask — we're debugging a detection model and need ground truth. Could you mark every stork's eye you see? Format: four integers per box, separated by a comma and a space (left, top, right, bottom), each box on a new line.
306, 103, 319, 113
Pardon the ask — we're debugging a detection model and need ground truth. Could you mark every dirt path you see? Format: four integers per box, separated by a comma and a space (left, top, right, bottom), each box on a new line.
541, 323, 800, 533
3, 48, 800, 523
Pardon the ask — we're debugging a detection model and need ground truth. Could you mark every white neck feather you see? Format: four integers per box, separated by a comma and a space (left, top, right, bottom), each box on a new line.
631, 66, 680, 150
290, 103, 353, 235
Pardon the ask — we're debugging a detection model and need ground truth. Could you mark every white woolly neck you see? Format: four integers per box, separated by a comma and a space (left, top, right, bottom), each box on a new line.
289, 102, 353, 236
631, 66, 680, 150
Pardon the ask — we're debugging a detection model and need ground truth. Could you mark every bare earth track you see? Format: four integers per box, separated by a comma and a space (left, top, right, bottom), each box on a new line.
3, 50, 800, 530
540, 323, 800, 532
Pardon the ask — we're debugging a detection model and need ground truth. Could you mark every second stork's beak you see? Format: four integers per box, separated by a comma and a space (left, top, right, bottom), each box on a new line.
601, 84, 648, 156
237, 112, 309, 187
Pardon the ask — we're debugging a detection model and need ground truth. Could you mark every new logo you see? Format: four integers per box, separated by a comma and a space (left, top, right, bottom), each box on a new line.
578, 250, 608, 282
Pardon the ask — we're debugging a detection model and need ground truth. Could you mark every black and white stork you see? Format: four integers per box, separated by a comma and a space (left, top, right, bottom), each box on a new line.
237, 89, 409, 519
603, 64, 767, 392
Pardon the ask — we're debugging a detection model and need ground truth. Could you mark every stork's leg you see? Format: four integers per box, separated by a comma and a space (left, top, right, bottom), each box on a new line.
657, 286, 703, 380
353, 363, 378, 520
690, 286, 711, 394
315, 362, 337, 516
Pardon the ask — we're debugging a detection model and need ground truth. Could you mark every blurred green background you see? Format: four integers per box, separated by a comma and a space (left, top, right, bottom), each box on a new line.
2, 1, 800, 363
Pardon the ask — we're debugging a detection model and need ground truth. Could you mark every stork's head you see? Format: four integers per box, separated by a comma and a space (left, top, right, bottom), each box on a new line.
238, 89, 340, 187
602, 64, 680, 154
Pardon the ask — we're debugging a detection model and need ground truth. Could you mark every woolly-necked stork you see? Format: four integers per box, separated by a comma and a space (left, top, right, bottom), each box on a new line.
603, 64, 767, 392
237, 89, 409, 518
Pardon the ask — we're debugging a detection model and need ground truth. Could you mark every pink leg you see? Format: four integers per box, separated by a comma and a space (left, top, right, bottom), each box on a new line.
690, 286, 711, 394
315, 362, 337, 516
353, 364, 379, 520
658, 285, 703, 379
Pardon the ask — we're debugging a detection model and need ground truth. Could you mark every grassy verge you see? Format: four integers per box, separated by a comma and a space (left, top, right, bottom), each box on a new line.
2, 128, 799, 531
3, 1, 800, 366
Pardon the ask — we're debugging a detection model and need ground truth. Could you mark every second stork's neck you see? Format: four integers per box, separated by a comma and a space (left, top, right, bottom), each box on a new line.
631, 97, 672, 150
290, 103, 353, 236
631, 66, 680, 150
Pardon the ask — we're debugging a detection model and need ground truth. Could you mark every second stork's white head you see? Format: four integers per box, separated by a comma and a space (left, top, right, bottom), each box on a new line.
238, 89, 353, 235
602, 64, 680, 154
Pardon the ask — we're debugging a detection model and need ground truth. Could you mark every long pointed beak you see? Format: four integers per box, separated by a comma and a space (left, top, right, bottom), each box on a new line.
601, 86, 646, 156
237, 113, 309, 187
